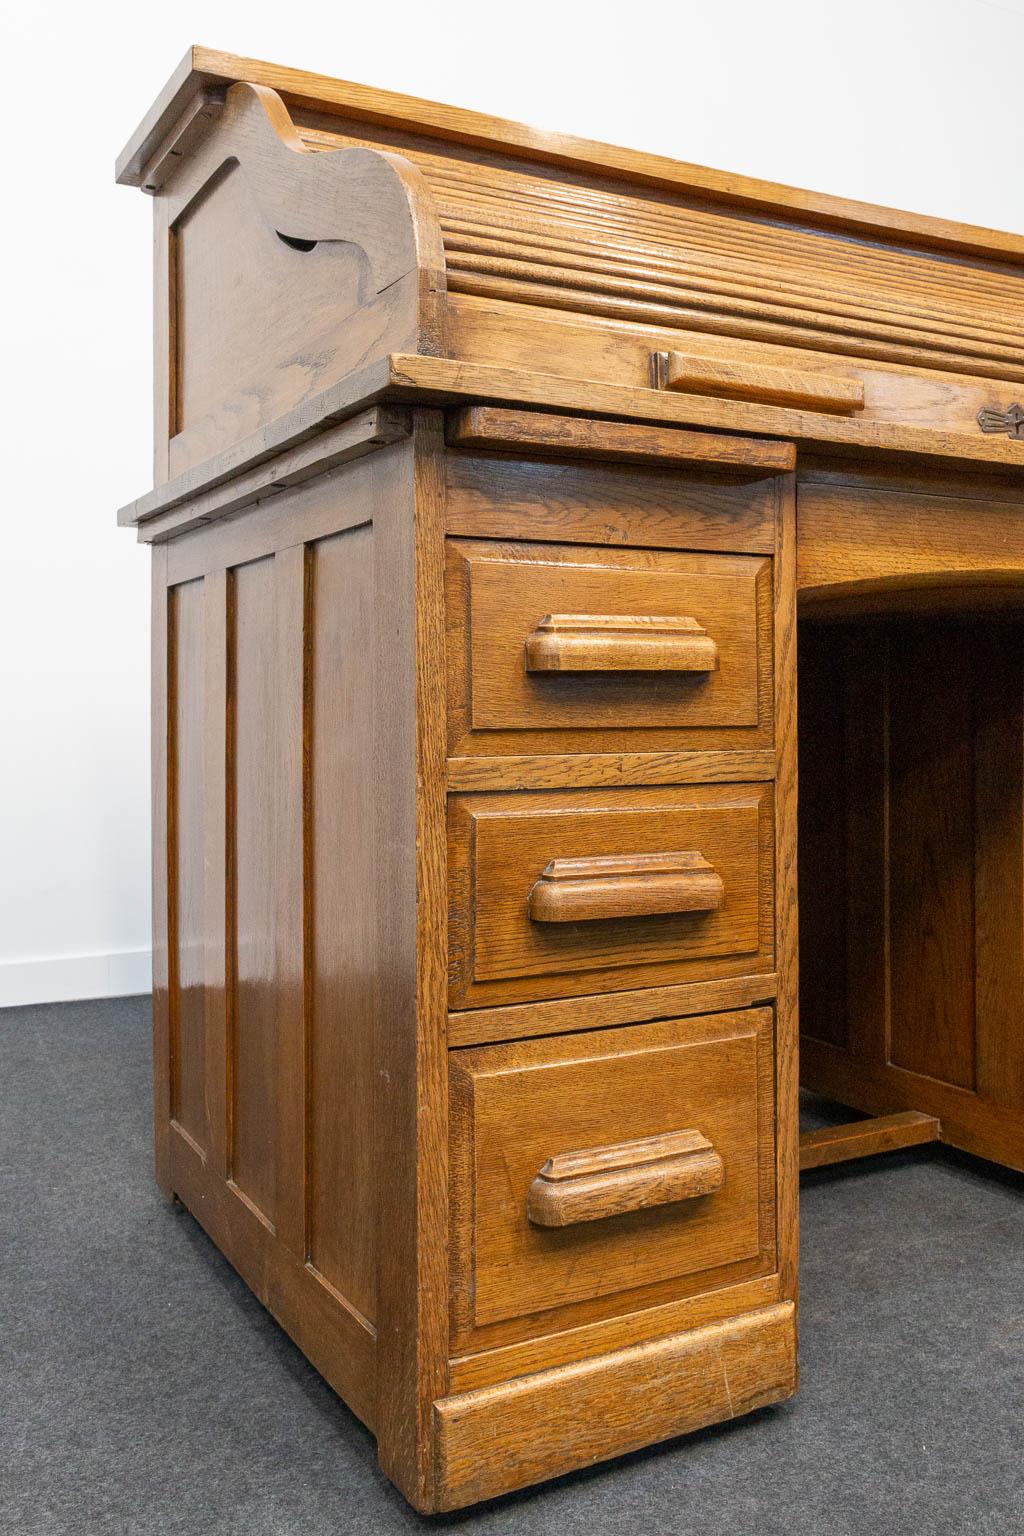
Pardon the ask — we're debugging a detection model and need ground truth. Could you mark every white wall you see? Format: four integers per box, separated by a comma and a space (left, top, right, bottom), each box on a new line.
2, 0, 1022, 1006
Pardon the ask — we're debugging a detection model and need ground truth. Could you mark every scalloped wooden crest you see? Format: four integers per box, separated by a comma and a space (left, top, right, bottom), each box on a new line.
160, 80, 446, 302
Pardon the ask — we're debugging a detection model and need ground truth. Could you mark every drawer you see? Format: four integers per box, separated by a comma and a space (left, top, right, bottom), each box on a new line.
449, 1008, 777, 1349
446, 539, 774, 757
447, 784, 774, 1008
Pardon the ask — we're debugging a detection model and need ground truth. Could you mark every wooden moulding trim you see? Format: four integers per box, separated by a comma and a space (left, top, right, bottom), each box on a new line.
445, 750, 778, 793
799, 1111, 941, 1171
387, 354, 1024, 467
136, 86, 226, 194
115, 349, 1024, 534
116, 356, 794, 532
117, 48, 217, 185
118, 357, 395, 526
121, 399, 407, 535
116, 48, 1024, 270
446, 971, 778, 1048
431, 1301, 796, 1510
448, 1274, 781, 1393
446, 405, 795, 472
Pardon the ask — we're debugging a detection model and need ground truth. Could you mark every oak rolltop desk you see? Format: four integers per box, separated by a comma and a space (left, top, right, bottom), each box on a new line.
115, 48, 1024, 1512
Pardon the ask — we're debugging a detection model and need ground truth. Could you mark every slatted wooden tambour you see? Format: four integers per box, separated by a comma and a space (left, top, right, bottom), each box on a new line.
118, 46, 1024, 1512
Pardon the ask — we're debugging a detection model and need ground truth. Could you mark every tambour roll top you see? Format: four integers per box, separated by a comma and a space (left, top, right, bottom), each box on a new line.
117, 44, 1024, 516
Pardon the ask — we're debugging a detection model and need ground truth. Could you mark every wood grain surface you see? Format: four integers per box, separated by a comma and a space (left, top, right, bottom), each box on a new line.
446, 539, 774, 758
448, 1010, 776, 1348
527, 1130, 725, 1228
433, 1302, 796, 1509
448, 784, 774, 1009
657, 350, 865, 413
799, 1112, 940, 1171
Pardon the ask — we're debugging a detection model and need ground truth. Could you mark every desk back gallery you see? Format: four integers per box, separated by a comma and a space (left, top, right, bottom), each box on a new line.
116, 47, 1024, 1512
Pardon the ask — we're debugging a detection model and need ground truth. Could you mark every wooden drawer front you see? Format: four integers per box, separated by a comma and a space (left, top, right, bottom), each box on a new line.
450, 1009, 776, 1347
446, 540, 773, 756
448, 785, 774, 1008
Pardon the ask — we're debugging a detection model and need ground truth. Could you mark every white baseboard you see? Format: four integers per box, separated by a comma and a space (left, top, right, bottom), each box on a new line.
0, 948, 152, 1009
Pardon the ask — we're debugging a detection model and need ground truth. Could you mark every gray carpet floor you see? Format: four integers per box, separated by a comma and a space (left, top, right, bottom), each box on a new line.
1, 997, 1022, 1535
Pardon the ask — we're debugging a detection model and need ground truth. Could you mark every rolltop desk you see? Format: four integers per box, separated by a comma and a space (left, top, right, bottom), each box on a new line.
116, 48, 1024, 1512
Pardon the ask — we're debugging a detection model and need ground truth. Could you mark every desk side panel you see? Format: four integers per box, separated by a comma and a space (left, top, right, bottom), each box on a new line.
148, 83, 445, 482
153, 440, 435, 1430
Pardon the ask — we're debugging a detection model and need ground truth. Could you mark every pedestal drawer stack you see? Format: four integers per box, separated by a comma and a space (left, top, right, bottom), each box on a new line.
436, 406, 799, 1504
137, 393, 798, 1512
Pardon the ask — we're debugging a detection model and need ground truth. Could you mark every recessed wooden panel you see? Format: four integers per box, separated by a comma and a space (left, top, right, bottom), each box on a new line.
308, 524, 378, 1322
448, 785, 774, 1008
463, 546, 761, 725
888, 626, 976, 1089
449, 1009, 776, 1348
974, 628, 1024, 1113
231, 557, 279, 1222
796, 626, 847, 1048
171, 160, 369, 466
446, 540, 773, 757
169, 578, 207, 1153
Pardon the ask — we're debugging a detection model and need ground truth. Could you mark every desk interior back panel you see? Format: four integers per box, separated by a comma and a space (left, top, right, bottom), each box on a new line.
798, 615, 1024, 1169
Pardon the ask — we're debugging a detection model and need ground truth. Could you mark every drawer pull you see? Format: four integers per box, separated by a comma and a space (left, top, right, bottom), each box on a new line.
528, 850, 724, 924
527, 1129, 725, 1227
525, 613, 718, 673
651, 348, 865, 415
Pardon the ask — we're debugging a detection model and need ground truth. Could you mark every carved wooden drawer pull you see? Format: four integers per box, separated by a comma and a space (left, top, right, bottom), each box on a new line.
527, 1129, 725, 1227
651, 348, 865, 415
525, 613, 718, 673
528, 851, 725, 924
